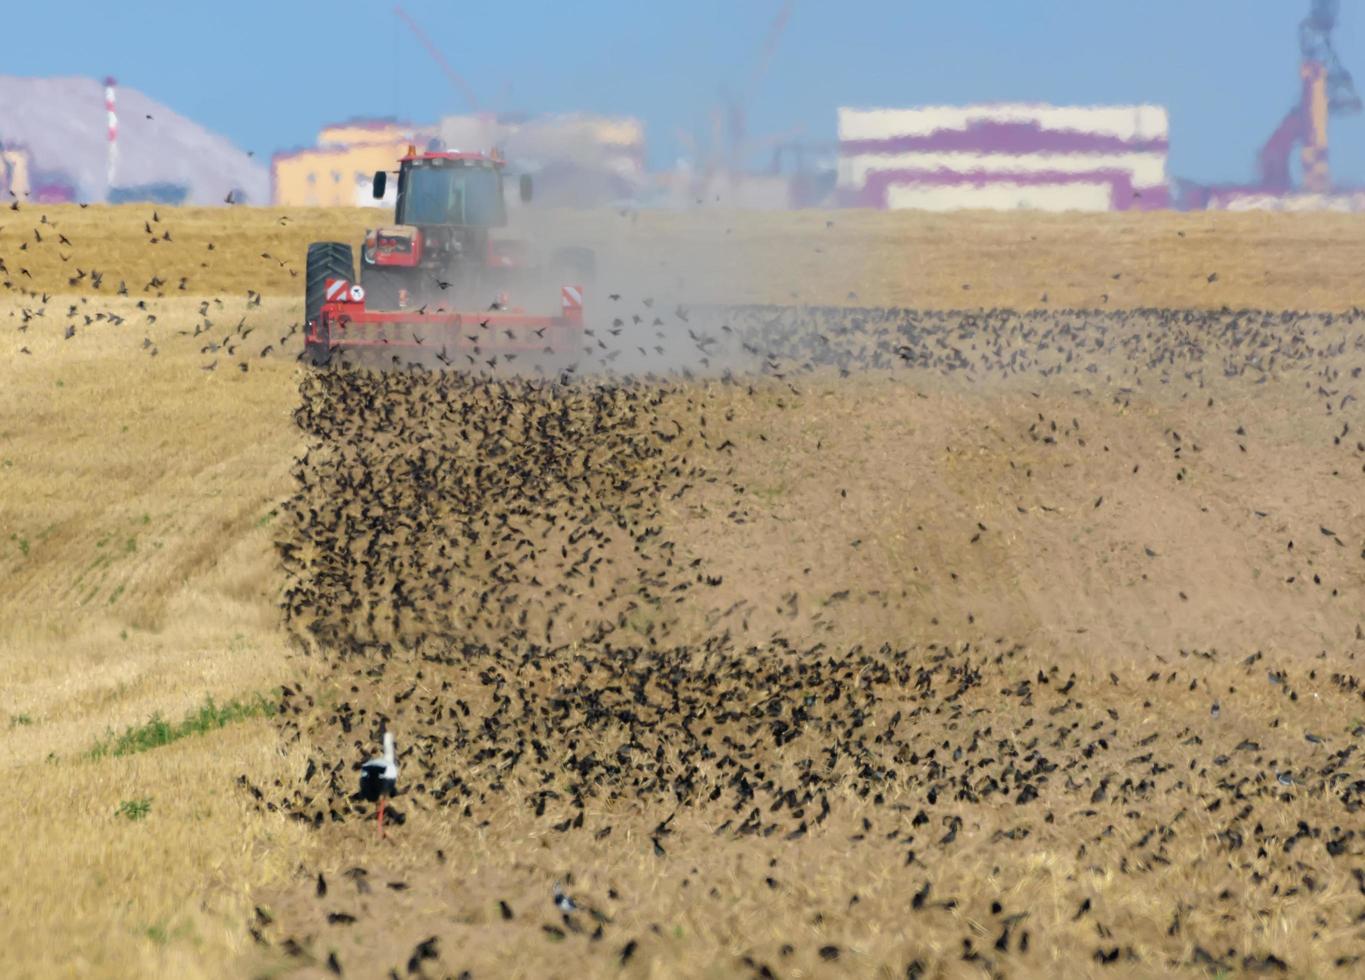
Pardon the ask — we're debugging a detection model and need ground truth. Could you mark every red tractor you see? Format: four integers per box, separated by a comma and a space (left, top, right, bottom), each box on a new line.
304, 144, 593, 368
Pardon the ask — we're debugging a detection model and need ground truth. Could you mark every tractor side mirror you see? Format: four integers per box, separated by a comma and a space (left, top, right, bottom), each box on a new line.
519, 174, 533, 203
372, 171, 387, 200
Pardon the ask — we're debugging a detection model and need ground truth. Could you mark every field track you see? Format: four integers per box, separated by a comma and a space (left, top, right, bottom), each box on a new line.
2, 205, 1365, 978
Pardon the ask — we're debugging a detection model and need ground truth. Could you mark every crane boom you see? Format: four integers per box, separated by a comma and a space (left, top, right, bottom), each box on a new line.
749, 0, 795, 95
393, 5, 481, 113
1301, 0, 1361, 113
723, 1, 796, 175
1256, 0, 1360, 192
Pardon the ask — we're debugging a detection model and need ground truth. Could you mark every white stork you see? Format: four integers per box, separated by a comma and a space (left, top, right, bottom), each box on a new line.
359, 731, 398, 837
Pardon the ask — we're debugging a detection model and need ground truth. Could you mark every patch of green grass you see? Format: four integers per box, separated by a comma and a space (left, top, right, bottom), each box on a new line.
751, 481, 790, 503
256, 508, 278, 528
623, 609, 657, 635
143, 920, 193, 944
8, 713, 34, 728
116, 798, 152, 821
15, 535, 29, 557
89, 694, 275, 760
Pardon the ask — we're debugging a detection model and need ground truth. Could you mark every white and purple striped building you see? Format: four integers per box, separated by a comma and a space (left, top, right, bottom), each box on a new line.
838, 104, 1171, 211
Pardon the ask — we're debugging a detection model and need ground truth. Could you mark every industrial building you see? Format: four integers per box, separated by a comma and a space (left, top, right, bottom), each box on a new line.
837, 104, 1172, 212
266, 0, 1360, 214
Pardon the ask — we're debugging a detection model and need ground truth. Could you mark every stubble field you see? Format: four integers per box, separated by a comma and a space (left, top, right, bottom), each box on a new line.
2, 204, 1365, 979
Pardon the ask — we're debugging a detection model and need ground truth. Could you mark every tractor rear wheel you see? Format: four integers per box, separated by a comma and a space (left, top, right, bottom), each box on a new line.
304, 242, 354, 367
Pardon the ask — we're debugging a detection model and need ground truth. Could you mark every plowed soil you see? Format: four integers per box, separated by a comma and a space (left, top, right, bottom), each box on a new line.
2, 205, 1364, 979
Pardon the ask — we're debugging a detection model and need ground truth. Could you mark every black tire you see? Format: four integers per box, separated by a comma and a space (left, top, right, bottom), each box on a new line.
305, 242, 354, 367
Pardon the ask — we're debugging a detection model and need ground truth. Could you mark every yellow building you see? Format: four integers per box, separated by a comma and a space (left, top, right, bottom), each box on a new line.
272, 119, 426, 207
317, 120, 413, 148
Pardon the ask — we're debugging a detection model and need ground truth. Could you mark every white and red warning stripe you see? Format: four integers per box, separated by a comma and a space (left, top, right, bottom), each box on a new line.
105, 77, 117, 143
104, 76, 118, 191
560, 284, 584, 326
324, 278, 367, 304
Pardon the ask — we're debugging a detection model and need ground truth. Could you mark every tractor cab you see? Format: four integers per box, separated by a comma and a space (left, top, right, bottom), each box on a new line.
360, 146, 535, 308
372, 147, 533, 229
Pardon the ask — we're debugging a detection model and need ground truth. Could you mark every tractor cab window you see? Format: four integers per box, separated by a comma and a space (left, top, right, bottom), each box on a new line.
398, 164, 507, 227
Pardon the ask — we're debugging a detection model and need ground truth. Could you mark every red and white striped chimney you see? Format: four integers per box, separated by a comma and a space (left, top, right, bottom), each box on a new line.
105, 76, 118, 196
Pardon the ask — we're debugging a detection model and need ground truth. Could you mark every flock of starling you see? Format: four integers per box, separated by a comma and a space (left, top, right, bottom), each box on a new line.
3, 203, 306, 370
7, 202, 1364, 975
243, 295, 1365, 977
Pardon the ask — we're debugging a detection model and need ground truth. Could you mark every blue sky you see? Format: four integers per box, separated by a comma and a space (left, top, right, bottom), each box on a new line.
9, 0, 1365, 185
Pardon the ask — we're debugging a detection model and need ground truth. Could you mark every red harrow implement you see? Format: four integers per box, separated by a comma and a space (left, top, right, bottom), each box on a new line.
305, 275, 584, 367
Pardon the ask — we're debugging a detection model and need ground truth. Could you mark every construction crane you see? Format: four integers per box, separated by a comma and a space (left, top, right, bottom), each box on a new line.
681, 0, 795, 189
725, 0, 795, 174
1257, 0, 1361, 193
393, 4, 481, 113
